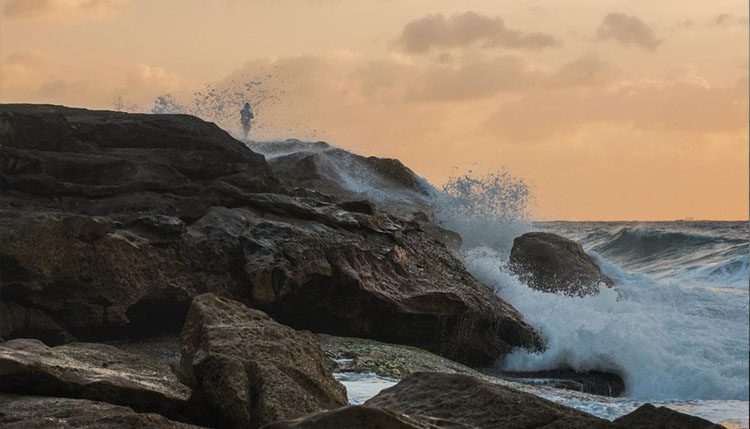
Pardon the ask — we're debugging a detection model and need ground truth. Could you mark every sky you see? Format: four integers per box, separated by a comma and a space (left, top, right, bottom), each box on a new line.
1, 0, 748, 220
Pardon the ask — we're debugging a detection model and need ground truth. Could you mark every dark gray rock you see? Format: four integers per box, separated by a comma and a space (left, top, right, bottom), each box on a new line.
509, 232, 614, 296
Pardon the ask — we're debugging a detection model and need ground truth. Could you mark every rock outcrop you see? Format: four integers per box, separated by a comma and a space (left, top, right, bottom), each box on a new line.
0, 104, 537, 366
0, 394, 201, 428
365, 372, 612, 428
612, 404, 725, 429
179, 293, 347, 428
248, 140, 434, 217
509, 232, 614, 296
0, 339, 191, 419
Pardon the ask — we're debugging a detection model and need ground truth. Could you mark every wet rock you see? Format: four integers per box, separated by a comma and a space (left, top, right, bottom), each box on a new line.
249, 140, 434, 217
0, 339, 191, 419
179, 293, 347, 428
320, 335, 482, 380
509, 232, 614, 296
259, 405, 449, 429
480, 369, 625, 397
0, 394, 201, 428
613, 404, 725, 429
365, 372, 612, 428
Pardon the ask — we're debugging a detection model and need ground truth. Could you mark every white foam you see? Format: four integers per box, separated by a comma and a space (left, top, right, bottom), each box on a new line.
461, 246, 749, 401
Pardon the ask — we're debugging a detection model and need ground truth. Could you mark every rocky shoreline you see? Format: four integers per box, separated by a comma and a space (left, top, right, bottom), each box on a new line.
0, 104, 724, 428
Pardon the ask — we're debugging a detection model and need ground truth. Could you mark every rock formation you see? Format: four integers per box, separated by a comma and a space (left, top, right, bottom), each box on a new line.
0, 104, 537, 366
509, 232, 614, 296
179, 293, 347, 428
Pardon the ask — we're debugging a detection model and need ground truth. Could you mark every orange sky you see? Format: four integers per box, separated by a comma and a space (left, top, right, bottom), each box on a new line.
1, 0, 748, 220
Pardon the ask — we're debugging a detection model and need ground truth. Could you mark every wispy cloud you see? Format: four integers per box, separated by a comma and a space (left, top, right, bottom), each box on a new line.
395, 11, 560, 54
596, 13, 662, 50
3, 0, 130, 22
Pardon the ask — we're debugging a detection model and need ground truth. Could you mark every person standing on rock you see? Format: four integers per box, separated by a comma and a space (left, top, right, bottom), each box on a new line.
240, 101, 254, 139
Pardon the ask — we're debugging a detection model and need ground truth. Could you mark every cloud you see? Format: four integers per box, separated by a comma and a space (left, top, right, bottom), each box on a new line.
712, 13, 749, 27
396, 11, 559, 54
485, 76, 748, 140
0, 51, 52, 93
405, 55, 545, 101
3, 0, 129, 22
550, 54, 620, 87
596, 13, 662, 50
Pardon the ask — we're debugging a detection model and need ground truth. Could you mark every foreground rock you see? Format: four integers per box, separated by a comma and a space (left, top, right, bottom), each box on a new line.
0, 394, 200, 428
612, 404, 725, 428
365, 372, 611, 428
180, 294, 347, 428
0, 104, 537, 366
260, 405, 447, 429
0, 339, 191, 419
509, 232, 614, 296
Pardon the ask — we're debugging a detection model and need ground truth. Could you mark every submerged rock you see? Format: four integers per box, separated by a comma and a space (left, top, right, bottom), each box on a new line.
0, 394, 200, 428
365, 372, 611, 428
509, 232, 614, 296
0, 339, 191, 419
0, 104, 537, 366
179, 293, 347, 428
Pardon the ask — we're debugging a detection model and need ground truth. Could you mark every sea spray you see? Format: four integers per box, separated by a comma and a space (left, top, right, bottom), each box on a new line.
435, 171, 532, 256
432, 172, 749, 401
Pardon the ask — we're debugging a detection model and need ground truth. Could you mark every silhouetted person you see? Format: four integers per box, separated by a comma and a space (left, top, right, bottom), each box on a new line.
240, 101, 254, 139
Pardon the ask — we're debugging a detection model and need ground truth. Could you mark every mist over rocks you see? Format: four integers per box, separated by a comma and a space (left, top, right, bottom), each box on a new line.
509, 231, 614, 296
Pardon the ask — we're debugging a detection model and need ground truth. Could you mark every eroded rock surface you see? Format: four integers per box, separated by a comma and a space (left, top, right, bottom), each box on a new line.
0, 394, 201, 428
509, 232, 614, 296
179, 293, 347, 428
0, 339, 191, 419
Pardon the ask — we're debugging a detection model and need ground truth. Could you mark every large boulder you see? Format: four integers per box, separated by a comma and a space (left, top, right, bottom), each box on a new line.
0, 104, 537, 366
509, 232, 614, 296
179, 293, 348, 429
0, 339, 191, 419
612, 404, 725, 429
365, 372, 611, 428
0, 394, 200, 428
